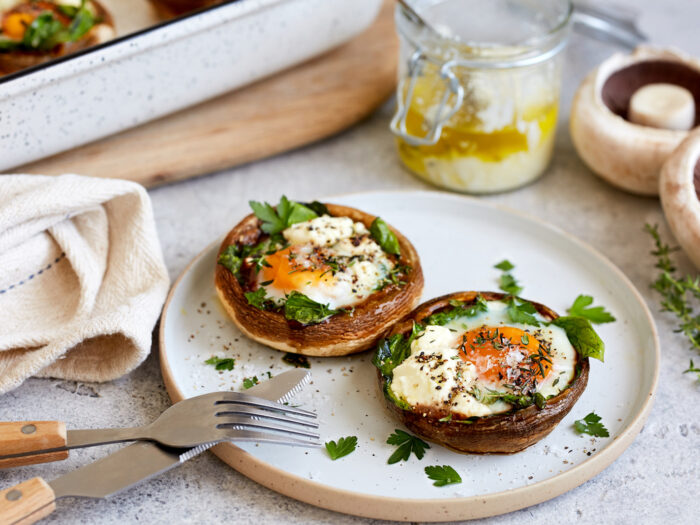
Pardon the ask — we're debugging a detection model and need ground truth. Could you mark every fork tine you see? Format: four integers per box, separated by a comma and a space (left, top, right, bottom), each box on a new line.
214, 392, 316, 418
215, 406, 319, 428
217, 416, 320, 439
224, 429, 322, 448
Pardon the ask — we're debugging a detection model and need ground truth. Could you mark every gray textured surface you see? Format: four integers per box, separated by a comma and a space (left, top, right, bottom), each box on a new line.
2, 0, 700, 523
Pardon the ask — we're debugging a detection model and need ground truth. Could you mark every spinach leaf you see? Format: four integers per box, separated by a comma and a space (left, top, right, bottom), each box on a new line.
283, 290, 340, 324
370, 217, 400, 256
551, 315, 605, 362
423, 295, 488, 326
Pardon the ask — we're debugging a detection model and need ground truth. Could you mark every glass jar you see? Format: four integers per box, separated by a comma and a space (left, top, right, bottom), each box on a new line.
391, 0, 572, 194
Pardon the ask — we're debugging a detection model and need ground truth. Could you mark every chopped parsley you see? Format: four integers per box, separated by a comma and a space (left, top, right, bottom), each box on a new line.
375, 264, 411, 291
551, 316, 605, 362
573, 412, 609, 437
325, 436, 358, 460
242, 376, 259, 389
424, 465, 462, 487
283, 290, 341, 324
567, 295, 616, 324
244, 288, 270, 309
495, 260, 523, 296
506, 298, 540, 327
370, 217, 400, 256
386, 429, 430, 464
282, 352, 310, 369
204, 356, 235, 371
249, 196, 318, 234
218, 235, 286, 282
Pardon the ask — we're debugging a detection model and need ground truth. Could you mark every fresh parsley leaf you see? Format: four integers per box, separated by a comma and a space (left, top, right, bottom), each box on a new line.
551, 316, 605, 362
370, 217, 400, 256
387, 429, 430, 464
684, 359, 700, 379
499, 273, 523, 296
567, 295, 616, 324
494, 260, 523, 295
249, 196, 318, 234
573, 412, 609, 437
242, 376, 259, 389
506, 298, 540, 327
325, 436, 358, 460
284, 290, 340, 324
494, 259, 515, 271
282, 352, 310, 368
244, 288, 269, 309
204, 356, 235, 371
424, 465, 462, 487
424, 296, 488, 326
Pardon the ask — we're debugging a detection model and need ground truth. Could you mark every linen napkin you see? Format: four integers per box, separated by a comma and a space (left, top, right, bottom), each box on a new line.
0, 174, 170, 394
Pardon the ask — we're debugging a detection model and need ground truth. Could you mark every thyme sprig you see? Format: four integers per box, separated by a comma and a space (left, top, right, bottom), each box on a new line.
645, 224, 700, 356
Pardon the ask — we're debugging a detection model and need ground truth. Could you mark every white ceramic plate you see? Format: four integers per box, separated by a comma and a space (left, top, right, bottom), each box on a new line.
159, 191, 659, 522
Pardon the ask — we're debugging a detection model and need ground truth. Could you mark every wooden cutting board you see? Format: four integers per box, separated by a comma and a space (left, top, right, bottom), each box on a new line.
18, 0, 398, 187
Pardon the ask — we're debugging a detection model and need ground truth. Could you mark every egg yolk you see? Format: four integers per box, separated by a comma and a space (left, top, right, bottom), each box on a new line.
2, 13, 35, 39
261, 247, 334, 292
1, 3, 73, 41
458, 326, 552, 385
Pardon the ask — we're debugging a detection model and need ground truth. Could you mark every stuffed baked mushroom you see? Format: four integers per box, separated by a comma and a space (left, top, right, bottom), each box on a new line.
215, 197, 424, 357
373, 292, 603, 454
0, 0, 115, 76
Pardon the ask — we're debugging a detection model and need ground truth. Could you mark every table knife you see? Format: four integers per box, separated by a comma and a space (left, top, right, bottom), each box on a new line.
0, 369, 311, 524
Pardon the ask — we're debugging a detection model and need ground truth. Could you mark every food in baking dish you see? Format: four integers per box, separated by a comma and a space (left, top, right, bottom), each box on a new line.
0, 0, 115, 76
148, 0, 222, 17
373, 291, 602, 453
215, 197, 424, 357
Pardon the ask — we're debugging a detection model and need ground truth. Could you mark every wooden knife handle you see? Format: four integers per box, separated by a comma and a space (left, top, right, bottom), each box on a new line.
0, 422, 68, 469
0, 477, 56, 525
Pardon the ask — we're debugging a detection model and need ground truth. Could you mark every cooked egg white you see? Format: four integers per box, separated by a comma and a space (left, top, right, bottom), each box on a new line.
390, 300, 577, 418
258, 215, 394, 309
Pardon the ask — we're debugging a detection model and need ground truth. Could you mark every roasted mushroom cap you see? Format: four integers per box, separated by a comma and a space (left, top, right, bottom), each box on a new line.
215, 203, 424, 357
660, 127, 700, 270
0, 1, 115, 76
571, 46, 700, 196
377, 291, 590, 454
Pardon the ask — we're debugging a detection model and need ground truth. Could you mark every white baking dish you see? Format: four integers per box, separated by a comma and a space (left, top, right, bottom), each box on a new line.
0, 0, 382, 171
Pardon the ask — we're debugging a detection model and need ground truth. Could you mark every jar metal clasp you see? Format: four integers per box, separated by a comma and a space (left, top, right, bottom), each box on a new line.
390, 50, 464, 146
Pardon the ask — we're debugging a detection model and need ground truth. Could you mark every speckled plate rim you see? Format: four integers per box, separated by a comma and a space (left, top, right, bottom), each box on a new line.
159, 189, 660, 522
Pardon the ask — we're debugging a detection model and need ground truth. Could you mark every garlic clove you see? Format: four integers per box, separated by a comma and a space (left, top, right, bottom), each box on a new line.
629, 83, 696, 131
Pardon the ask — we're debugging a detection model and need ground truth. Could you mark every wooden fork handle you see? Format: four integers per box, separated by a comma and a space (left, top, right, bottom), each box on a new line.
0, 477, 56, 525
0, 422, 68, 469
